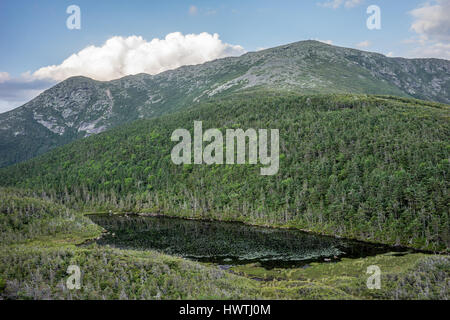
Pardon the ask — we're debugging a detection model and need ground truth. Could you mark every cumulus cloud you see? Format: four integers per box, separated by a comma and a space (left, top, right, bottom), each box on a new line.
356, 40, 371, 48
409, 0, 450, 41
408, 42, 450, 60
31, 32, 245, 82
318, 0, 364, 9
406, 0, 450, 60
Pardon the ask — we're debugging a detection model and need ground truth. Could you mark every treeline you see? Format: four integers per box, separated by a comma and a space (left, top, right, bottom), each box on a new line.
0, 93, 448, 250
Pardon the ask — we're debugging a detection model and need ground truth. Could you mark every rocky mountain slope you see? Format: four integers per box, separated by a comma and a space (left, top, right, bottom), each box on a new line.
1, 40, 449, 167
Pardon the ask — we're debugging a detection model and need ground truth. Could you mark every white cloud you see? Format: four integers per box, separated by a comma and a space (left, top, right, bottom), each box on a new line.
318, 0, 364, 9
356, 40, 371, 48
317, 39, 333, 45
0, 72, 10, 83
189, 5, 198, 15
408, 42, 450, 60
386, 52, 394, 57
311, 39, 333, 45
406, 0, 450, 60
31, 32, 245, 82
409, 0, 450, 41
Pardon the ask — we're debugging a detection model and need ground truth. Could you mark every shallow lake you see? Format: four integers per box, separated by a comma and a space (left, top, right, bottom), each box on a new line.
89, 215, 409, 268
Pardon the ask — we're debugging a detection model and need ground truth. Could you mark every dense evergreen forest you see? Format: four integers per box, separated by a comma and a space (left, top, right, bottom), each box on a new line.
1, 92, 448, 251
1, 185, 448, 300
0, 188, 265, 299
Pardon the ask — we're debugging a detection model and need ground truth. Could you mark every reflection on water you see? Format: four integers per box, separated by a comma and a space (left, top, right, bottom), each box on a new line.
89, 215, 408, 268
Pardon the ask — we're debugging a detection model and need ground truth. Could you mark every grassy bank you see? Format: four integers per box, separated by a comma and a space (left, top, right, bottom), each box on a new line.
0, 188, 448, 300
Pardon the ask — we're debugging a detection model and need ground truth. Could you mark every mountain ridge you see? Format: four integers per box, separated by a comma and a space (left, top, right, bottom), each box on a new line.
1, 40, 449, 167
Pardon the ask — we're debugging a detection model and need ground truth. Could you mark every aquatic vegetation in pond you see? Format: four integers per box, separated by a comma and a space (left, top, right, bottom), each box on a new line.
89, 215, 409, 268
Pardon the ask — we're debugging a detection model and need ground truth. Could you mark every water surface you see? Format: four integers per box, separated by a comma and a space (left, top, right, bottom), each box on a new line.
90, 215, 408, 268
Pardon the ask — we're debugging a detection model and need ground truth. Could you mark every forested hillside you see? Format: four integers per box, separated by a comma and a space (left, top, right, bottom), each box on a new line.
1, 93, 448, 250
1, 40, 449, 167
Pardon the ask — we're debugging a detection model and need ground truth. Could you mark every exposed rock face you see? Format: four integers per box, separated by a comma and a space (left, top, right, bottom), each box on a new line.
1, 40, 449, 167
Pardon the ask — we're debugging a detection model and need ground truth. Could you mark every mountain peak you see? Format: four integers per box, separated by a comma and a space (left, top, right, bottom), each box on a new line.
0, 39, 449, 167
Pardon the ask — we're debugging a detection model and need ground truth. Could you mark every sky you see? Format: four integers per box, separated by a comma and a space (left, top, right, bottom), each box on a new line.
0, 0, 449, 113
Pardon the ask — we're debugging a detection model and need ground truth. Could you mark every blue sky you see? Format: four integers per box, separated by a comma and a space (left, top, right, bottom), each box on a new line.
0, 0, 449, 112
